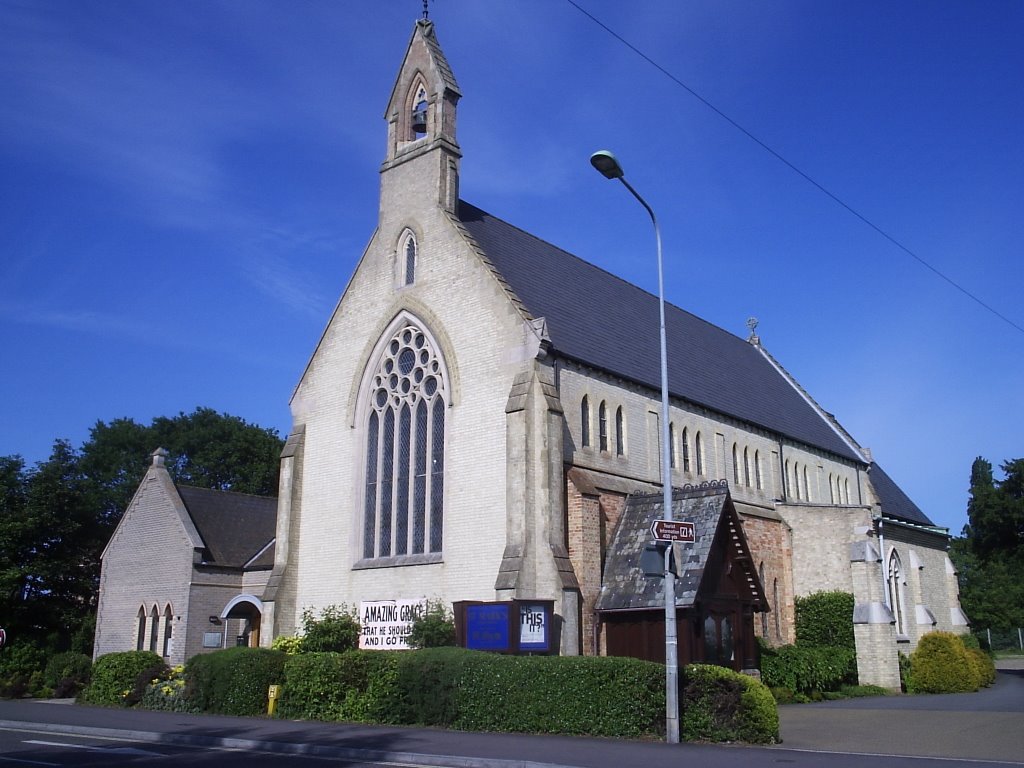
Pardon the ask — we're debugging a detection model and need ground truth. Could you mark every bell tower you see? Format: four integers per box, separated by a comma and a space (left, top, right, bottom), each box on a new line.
380, 19, 462, 216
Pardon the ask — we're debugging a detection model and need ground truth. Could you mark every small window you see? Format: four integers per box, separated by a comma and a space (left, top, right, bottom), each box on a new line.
888, 551, 906, 636
754, 450, 762, 490
404, 235, 417, 285
681, 428, 690, 472
828, 473, 835, 503
669, 423, 677, 469
695, 432, 704, 475
759, 563, 769, 636
149, 606, 159, 653
803, 466, 811, 502
743, 447, 751, 487
731, 443, 739, 484
411, 85, 428, 138
615, 406, 625, 456
581, 396, 590, 448
599, 401, 608, 452
162, 605, 173, 657
773, 578, 781, 639
136, 607, 146, 651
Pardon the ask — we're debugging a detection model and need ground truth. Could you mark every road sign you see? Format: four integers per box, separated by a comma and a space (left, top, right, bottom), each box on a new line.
651, 519, 695, 542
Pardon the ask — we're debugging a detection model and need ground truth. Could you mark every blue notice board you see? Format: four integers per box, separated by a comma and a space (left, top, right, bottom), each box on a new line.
465, 603, 511, 651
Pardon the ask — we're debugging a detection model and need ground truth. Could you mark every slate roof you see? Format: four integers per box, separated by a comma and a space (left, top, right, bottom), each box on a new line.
457, 201, 862, 463
177, 486, 277, 569
597, 482, 764, 612
868, 462, 937, 528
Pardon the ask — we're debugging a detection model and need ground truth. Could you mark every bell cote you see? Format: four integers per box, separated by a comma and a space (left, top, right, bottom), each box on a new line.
381, 19, 462, 214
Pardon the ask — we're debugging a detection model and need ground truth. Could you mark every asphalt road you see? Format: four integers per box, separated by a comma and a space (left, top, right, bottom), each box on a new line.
0, 661, 1020, 768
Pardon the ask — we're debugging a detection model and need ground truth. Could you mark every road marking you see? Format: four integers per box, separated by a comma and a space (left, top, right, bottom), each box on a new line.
24, 740, 157, 757
0, 756, 61, 767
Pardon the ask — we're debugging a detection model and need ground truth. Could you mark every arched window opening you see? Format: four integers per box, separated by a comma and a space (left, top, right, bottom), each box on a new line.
148, 606, 159, 653
731, 443, 739, 484
759, 563, 769, 637
681, 427, 690, 472
793, 462, 802, 500
669, 423, 677, 469
136, 607, 146, 651
162, 605, 173, 657
403, 233, 417, 286
785, 460, 791, 497
754, 450, 762, 490
580, 396, 590, 448
615, 406, 625, 456
695, 432, 704, 475
803, 466, 811, 502
844, 478, 850, 504
773, 578, 782, 639
363, 320, 447, 559
411, 85, 428, 138
888, 550, 907, 636
828, 474, 835, 503
743, 447, 751, 487
599, 401, 608, 452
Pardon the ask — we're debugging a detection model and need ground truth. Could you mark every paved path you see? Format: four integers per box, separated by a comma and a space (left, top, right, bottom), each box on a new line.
774, 659, 1024, 763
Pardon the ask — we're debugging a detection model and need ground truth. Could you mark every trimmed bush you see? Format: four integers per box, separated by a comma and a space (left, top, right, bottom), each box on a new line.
682, 664, 779, 744
285, 648, 780, 743
760, 644, 856, 694
140, 665, 194, 712
794, 591, 855, 650
966, 647, 996, 687
44, 652, 92, 698
278, 650, 401, 722
907, 631, 980, 693
81, 651, 163, 706
0, 643, 48, 699
184, 647, 286, 716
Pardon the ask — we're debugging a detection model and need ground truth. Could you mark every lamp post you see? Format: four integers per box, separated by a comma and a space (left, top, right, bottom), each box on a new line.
590, 150, 679, 744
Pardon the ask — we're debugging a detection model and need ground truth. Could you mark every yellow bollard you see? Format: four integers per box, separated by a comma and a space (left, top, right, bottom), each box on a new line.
267, 684, 281, 716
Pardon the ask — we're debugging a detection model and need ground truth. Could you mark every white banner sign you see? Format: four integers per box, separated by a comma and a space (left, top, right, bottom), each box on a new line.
359, 599, 426, 650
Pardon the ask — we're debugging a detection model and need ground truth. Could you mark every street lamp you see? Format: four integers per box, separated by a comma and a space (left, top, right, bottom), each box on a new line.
589, 150, 679, 744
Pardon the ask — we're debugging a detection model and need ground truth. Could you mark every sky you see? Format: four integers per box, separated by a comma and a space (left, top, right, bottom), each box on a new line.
1, 0, 1021, 536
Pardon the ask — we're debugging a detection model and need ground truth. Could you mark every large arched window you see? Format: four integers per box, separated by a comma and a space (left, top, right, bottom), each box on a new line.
888, 550, 907, 636
363, 320, 447, 559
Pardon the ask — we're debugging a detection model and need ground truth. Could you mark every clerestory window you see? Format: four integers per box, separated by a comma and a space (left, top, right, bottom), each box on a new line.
363, 321, 447, 559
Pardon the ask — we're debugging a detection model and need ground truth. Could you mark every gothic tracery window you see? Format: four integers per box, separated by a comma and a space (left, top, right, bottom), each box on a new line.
363, 321, 447, 559
888, 550, 907, 637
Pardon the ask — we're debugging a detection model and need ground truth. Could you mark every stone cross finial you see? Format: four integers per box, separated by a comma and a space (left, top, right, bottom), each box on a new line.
746, 317, 760, 345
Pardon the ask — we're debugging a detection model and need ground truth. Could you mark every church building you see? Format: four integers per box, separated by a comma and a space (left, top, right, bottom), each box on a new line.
96, 17, 969, 689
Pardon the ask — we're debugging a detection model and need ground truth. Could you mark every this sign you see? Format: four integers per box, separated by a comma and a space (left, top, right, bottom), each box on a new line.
518, 602, 551, 652
651, 519, 695, 542
202, 631, 222, 648
359, 599, 426, 650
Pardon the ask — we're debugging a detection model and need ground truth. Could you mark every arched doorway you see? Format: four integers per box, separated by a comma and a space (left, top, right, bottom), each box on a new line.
220, 595, 263, 648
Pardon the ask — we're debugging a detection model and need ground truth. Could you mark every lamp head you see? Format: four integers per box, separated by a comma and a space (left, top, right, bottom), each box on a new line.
590, 150, 624, 180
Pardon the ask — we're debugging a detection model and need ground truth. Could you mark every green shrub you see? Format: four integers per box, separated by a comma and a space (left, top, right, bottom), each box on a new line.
794, 591, 855, 650
81, 651, 163, 706
278, 650, 401, 722
406, 601, 456, 649
838, 683, 889, 698
184, 647, 286, 716
299, 605, 360, 653
907, 631, 980, 693
270, 635, 304, 655
966, 647, 996, 688
0, 643, 48, 699
760, 644, 856, 694
140, 665, 194, 712
44, 652, 92, 698
682, 664, 778, 744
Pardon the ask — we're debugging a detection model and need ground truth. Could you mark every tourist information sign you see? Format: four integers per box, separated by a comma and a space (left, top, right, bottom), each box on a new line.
650, 519, 695, 542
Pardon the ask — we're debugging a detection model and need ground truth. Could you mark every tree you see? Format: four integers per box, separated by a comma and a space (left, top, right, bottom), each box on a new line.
0, 407, 284, 655
951, 456, 1024, 632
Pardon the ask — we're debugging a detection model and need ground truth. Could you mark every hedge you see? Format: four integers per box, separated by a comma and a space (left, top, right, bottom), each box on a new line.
759, 644, 856, 694
277, 647, 778, 744
184, 647, 286, 716
907, 631, 986, 693
81, 651, 163, 706
794, 591, 855, 650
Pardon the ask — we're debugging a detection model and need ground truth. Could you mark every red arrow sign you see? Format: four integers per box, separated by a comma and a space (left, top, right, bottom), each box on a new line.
651, 519, 695, 542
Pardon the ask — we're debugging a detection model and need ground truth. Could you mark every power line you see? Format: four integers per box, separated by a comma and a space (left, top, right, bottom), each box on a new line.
566, 0, 1024, 338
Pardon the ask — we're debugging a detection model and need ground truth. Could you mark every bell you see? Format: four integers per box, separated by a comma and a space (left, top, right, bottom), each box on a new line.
412, 106, 428, 134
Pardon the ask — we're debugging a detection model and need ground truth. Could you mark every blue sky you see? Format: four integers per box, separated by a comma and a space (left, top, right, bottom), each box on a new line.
1, 0, 1021, 535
